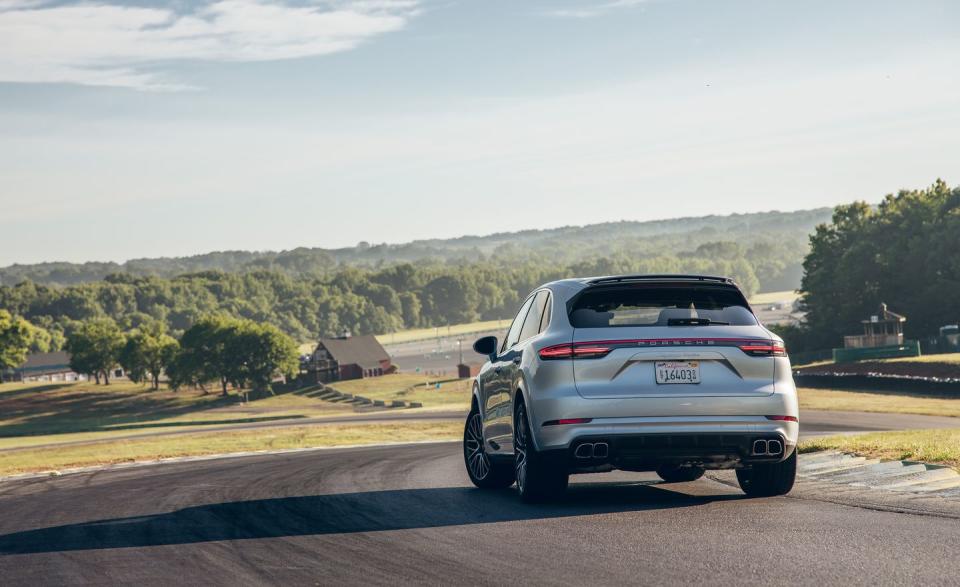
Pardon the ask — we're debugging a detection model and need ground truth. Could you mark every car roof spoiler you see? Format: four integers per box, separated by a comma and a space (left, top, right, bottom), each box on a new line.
585, 274, 736, 286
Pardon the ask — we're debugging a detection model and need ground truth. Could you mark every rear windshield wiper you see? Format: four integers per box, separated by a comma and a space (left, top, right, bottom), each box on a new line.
667, 318, 729, 326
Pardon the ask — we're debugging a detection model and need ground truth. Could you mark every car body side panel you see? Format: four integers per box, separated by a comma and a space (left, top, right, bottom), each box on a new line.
485, 348, 521, 454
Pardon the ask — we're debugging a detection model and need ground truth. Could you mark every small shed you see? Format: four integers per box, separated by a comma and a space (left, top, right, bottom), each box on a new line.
457, 362, 482, 378
843, 303, 906, 349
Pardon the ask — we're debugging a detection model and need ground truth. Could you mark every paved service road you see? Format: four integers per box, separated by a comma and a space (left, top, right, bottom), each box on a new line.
1, 411, 959, 586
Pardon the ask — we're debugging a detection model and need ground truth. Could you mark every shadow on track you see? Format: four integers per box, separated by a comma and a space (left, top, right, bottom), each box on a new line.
0, 481, 743, 555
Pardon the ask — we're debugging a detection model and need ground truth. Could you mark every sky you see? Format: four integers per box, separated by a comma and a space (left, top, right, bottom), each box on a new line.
1, 0, 958, 266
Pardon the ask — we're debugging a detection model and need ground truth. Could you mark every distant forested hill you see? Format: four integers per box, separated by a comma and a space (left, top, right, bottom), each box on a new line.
0, 208, 831, 291
0, 208, 837, 344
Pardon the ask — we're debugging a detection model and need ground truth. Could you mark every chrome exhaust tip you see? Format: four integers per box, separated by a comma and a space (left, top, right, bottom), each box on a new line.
752, 439, 768, 456
767, 439, 783, 456
574, 443, 594, 459
593, 442, 609, 459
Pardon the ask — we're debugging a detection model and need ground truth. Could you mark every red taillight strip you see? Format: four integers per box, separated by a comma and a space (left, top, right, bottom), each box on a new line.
739, 342, 786, 357
765, 415, 799, 423
539, 338, 786, 360
538, 344, 612, 360
542, 418, 593, 426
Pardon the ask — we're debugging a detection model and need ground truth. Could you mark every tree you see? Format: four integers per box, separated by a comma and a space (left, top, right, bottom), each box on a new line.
65, 319, 125, 385
398, 291, 422, 328
0, 310, 33, 382
172, 315, 233, 395
171, 316, 298, 397
795, 180, 960, 351
225, 321, 299, 394
120, 326, 179, 390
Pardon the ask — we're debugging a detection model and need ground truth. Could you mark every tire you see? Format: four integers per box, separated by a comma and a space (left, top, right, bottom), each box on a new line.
464, 403, 514, 489
736, 450, 797, 497
514, 399, 568, 503
656, 465, 705, 483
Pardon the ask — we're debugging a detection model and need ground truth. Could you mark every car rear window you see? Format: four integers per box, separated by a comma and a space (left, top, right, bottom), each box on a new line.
569, 284, 756, 328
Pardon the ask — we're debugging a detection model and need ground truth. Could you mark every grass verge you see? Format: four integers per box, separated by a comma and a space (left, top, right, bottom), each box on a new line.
882, 353, 960, 365
332, 373, 471, 410
376, 320, 509, 345
748, 290, 799, 305
0, 380, 353, 444
798, 388, 960, 418
799, 429, 960, 469
0, 421, 462, 477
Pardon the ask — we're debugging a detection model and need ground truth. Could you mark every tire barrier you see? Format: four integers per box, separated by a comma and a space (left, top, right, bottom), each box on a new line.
794, 373, 960, 396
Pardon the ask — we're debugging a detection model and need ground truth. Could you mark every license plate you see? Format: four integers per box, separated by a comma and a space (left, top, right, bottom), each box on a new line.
655, 361, 701, 384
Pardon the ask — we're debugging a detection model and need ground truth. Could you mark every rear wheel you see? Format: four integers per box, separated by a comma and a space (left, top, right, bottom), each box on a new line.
464, 404, 514, 489
656, 465, 705, 483
514, 400, 568, 503
736, 450, 796, 497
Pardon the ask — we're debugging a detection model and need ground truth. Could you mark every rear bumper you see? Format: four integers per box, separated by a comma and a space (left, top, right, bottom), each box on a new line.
526, 377, 800, 468
560, 430, 794, 472
534, 414, 798, 450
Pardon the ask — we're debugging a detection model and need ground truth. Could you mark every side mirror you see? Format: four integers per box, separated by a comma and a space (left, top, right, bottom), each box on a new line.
473, 335, 498, 359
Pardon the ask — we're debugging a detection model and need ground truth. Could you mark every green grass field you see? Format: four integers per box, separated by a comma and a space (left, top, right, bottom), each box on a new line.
749, 290, 799, 305
0, 380, 353, 445
0, 376, 468, 473
376, 319, 509, 344
0, 421, 462, 476
796, 352, 960, 371
882, 352, 960, 364
798, 387, 960, 418
331, 373, 472, 410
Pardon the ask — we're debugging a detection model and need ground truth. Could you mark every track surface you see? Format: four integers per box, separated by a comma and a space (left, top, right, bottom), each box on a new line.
1, 411, 959, 585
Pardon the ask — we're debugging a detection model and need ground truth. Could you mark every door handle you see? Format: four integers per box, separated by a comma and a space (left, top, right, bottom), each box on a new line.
494, 366, 502, 375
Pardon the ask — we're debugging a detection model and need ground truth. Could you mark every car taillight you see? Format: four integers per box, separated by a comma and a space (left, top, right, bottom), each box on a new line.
538, 343, 612, 360
738, 341, 786, 357
765, 415, 799, 422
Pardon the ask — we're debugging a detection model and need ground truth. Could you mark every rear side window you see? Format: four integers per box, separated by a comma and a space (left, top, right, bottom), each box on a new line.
519, 290, 550, 343
569, 285, 756, 328
539, 292, 552, 333
502, 295, 535, 352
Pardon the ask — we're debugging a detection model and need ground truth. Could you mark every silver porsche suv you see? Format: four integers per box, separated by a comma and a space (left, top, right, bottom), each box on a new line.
463, 275, 799, 502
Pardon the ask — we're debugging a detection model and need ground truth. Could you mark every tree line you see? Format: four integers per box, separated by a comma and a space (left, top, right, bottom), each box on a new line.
4, 181, 956, 372
0, 208, 829, 287
0, 311, 298, 393
774, 179, 960, 353
0, 249, 782, 348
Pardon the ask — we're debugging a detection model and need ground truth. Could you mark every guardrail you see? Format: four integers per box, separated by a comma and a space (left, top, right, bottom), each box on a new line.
832, 340, 921, 363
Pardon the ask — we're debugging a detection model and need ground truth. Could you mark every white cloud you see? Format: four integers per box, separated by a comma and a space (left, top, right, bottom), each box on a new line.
546, 0, 650, 19
0, 0, 419, 90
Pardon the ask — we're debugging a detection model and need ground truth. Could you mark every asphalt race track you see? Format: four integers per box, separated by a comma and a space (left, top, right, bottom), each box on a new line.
1, 411, 959, 586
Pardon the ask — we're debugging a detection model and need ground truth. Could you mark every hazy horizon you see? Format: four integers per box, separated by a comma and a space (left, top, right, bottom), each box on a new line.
2, 203, 839, 267
2, 0, 958, 266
